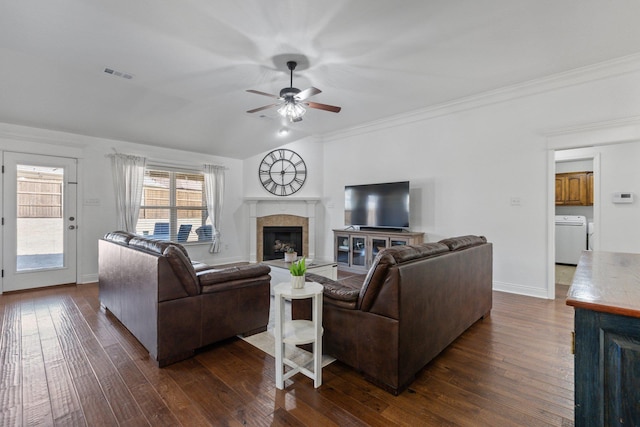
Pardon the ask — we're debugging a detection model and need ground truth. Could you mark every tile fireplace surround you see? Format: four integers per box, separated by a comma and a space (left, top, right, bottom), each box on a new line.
245, 198, 319, 263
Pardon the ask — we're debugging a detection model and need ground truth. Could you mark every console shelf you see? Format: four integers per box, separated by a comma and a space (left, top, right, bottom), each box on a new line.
333, 229, 424, 273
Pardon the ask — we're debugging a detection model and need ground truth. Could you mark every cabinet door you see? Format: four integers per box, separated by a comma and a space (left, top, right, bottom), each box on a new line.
390, 238, 410, 246
335, 234, 350, 265
555, 176, 567, 205
564, 173, 587, 205
575, 308, 640, 425
351, 236, 366, 268
369, 236, 389, 267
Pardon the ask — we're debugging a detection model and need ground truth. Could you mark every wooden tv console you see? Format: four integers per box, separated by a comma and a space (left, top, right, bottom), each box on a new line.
333, 229, 424, 273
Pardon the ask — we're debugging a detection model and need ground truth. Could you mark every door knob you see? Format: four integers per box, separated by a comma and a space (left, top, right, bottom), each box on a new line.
69, 216, 75, 221
68, 225, 76, 230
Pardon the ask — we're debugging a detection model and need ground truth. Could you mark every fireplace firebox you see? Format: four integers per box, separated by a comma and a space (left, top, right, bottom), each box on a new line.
263, 226, 303, 260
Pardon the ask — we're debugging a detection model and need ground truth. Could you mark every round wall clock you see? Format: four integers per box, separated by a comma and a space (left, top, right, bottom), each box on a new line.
258, 148, 307, 196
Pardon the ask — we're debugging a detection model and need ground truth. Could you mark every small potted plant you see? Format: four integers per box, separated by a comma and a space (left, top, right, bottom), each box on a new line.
284, 246, 297, 262
289, 257, 306, 289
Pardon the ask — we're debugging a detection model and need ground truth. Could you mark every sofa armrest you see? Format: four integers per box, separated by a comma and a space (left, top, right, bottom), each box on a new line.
306, 272, 360, 309
197, 264, 271, 286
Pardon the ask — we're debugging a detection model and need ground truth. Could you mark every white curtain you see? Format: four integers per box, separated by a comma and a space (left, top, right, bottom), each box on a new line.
109, 153, 146, 232
203, 164, 225, 253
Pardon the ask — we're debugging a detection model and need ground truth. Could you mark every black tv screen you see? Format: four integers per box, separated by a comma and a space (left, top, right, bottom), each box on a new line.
345, 181, 410, 228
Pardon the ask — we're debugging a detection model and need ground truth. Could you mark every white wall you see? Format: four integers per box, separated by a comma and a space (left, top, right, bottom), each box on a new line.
320, 66, 640, 298
0, 123, 246, 284
596, 141, 640, 253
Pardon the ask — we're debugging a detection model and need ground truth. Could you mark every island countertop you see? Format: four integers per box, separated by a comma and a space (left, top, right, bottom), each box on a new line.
566, 250, 640, 318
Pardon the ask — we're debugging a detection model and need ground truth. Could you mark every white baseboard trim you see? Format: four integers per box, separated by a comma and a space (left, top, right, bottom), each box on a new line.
78, 273, 98, 284
493, 281, 550, 299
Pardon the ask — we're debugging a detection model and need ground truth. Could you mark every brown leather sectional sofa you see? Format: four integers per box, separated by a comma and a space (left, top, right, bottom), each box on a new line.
98, 231, 271, 367
293, 235, 492, 394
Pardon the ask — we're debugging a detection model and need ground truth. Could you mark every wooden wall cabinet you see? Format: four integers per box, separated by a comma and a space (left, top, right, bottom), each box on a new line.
587, 172, 594, 205
333, 229, 424, 273
555, 171, 593, 206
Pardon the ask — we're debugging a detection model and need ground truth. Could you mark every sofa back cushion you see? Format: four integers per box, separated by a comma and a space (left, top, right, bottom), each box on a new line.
439, 235, 487, 251
163, 245, 200, 296
129, 236, 189, 258
358, 242, 449, 312
103, 231, 136, 245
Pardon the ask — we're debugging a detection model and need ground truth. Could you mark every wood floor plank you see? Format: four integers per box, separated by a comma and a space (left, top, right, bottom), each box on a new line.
47, 296, 118, 425
59, 295, 148, 424
36, 299, 85, 426
95, 309, 213, 426
0, 281, 576, 426
0, 301, 23, 427
164, 359, 246, 426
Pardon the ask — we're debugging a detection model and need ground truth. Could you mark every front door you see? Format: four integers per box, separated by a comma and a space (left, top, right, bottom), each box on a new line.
2, 152, 77, 292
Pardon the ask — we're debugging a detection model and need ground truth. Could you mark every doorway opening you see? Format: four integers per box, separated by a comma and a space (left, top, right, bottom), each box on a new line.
551, 148, 599, 298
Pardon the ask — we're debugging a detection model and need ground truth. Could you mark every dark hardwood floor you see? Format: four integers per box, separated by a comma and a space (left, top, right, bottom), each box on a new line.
0, 277, 574, 426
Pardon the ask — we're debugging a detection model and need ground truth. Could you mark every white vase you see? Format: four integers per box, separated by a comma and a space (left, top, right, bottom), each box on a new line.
291, 274, 305, 289
284, 252, 297, 262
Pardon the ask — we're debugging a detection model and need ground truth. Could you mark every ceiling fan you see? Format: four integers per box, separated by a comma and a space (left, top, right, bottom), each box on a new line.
246, 61, 341, 123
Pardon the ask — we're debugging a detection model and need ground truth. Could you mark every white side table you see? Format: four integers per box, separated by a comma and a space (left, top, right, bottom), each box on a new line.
274, 281, 323, 389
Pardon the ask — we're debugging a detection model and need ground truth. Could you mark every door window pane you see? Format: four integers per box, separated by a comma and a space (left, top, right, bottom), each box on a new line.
16, 165, 64, 270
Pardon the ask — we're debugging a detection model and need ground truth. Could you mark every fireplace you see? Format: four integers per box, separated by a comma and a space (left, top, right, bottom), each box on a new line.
262, 226, 303, 260
246, 199, 318, 263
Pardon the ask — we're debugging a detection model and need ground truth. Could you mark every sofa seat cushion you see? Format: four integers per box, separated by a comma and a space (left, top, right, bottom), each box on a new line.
439, 235, 487, 251
197, 264, 271, 286
191, 261, 210, 272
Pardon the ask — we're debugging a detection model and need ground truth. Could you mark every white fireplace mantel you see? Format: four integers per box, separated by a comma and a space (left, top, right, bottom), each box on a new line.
245, 198, 320, 263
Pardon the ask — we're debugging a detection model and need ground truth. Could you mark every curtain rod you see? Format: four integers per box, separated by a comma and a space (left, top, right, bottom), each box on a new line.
106, 151, 229, 171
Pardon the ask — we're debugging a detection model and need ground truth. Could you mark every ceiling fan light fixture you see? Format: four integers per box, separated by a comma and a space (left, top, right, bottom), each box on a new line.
247, 59, 341, 120
277, 101, 306, 122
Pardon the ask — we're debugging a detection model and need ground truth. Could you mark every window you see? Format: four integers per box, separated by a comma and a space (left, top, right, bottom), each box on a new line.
136, 167, 211, 243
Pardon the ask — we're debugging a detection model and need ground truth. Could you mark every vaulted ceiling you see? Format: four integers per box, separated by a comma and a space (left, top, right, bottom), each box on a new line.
2, 1, 640, 159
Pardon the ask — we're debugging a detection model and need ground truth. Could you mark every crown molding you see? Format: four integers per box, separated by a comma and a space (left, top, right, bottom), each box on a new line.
544, 115, 640, 150
0, 122, 92, 147
323, 53, 640, 143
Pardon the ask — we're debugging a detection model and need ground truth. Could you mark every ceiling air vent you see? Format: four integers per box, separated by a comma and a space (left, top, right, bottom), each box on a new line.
104, 67, 134, 80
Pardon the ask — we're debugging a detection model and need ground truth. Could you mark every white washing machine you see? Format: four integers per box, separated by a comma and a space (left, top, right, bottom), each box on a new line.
555, 215, 587, 265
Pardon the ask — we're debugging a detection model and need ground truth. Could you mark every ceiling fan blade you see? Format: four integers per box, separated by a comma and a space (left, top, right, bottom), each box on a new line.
247, 104, 279, 114
306, 101, 342, 113
246, 89, 279, 99
295, 87, 321, 101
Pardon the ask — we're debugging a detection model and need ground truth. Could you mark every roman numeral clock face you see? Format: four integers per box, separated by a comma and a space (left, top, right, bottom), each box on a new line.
259, 149, 307, 196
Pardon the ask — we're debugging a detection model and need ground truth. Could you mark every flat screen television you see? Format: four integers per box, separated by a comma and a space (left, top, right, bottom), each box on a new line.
344, 181, 410, 229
